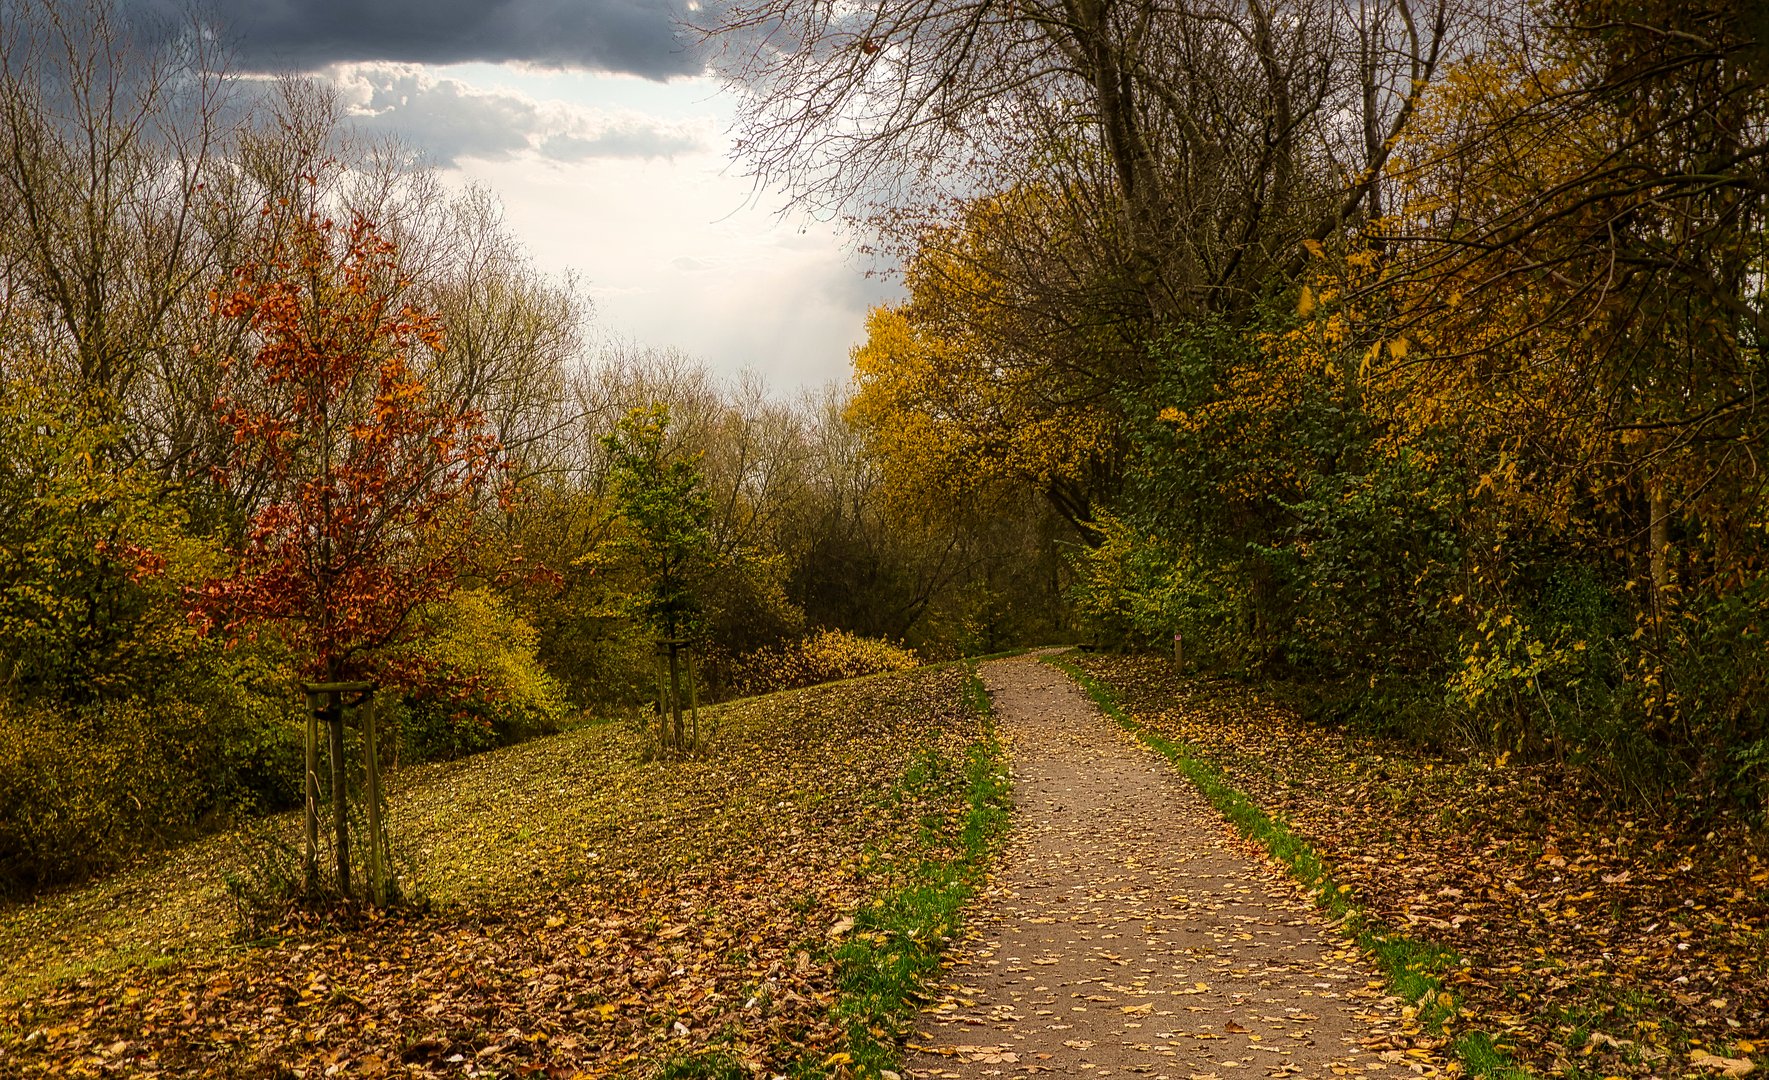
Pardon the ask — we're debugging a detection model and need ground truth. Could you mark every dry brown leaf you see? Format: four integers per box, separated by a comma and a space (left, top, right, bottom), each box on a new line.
1690, 1052, 1756, 1078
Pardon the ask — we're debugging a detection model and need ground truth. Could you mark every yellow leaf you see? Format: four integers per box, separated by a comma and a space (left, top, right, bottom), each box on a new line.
1297, 286, 1316, 317
823, 1052, 854, 1067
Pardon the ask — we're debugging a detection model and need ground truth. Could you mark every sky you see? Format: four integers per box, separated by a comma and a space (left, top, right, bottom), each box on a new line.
155, 0, 899, 390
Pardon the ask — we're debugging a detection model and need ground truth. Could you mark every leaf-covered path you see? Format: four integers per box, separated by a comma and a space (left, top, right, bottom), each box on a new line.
906, 657, 1447, 1080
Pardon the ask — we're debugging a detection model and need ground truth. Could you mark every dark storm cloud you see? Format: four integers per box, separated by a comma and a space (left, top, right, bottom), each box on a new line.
132, 0, 703, 79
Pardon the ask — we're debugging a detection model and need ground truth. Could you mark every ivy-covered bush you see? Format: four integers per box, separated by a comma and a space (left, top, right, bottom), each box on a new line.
1066, 512, 1248, 663
0, 381, 306, 893
0, 660, 302, 894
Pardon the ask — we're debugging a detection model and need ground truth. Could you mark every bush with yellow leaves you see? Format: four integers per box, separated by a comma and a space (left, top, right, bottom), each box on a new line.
722, 629, 920, 698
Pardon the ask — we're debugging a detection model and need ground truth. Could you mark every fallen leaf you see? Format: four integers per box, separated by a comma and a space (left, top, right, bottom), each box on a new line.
1690, 1051, 1755, 1078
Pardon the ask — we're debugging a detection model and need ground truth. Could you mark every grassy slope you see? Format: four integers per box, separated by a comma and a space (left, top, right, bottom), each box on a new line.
0, 664, 1007, 1079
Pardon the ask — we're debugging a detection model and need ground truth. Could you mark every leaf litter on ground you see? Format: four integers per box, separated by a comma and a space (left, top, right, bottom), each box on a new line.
0, 665, 990, 1078
1074, 654, 1768, 1080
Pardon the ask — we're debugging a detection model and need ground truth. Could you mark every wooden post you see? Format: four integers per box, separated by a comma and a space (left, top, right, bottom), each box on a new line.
654, 649, 670, 751
326, 691, 352, 899
362, 690, 386, 907
1173, 630, 1184, 670
667, 641, 685, 753
299, 680, 378, 900
687, 648, 699, 750
303, 688, 320, 894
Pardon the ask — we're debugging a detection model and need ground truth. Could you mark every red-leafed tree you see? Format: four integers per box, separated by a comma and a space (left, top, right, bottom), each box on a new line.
194, 207, 507, 681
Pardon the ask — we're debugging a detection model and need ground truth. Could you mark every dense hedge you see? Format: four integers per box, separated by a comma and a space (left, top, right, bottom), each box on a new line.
0, 686, 301, 894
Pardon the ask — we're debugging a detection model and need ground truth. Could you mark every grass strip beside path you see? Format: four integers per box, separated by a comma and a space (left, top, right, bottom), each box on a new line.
815, 663, 1011, 1078
1043, 654, 1529, 1080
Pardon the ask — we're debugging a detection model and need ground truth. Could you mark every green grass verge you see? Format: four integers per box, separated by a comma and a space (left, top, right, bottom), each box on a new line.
815, 661, 1012, 1077
1043, 655, 1534, 1080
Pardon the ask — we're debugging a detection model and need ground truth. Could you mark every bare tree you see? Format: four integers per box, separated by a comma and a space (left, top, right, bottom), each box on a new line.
708, 0, 1469, 323
422, 187, 590, 476
0, 0, 234, 417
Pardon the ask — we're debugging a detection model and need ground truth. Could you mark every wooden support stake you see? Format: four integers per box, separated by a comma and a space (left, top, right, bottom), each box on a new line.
362, 690, 386, 907
687, 649, 699, 750
654, 651, 669, 750
666, 642, 685, 754
327, 693, 352, 899
303, 688, 320, 894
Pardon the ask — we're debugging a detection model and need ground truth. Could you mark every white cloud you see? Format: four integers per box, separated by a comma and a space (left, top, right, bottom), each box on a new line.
296, 62, 899, 389
452, 143, 900, 389
325, 62, 716, 166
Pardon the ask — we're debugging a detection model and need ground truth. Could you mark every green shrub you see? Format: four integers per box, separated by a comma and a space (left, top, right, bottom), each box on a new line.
0, 704, 119, 889
1642, 575, 1769, 817
393, 588, 573, 762
1067, 512, 1248, 663
0, 680, 302, 894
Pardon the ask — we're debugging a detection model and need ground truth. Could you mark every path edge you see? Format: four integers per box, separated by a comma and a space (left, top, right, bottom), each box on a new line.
814, 660, 1014, 1079
1041, 652, 1534, 1080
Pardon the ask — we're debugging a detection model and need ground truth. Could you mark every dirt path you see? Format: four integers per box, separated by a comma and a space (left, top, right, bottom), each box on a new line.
903, 655, 1448, 1080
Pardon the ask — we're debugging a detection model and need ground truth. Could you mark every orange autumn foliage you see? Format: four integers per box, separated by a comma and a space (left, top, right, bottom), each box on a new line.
194, 209, 508, 681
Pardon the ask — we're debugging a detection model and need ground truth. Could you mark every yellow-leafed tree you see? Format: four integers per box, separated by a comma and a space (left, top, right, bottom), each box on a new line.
849, 191, 1121, 530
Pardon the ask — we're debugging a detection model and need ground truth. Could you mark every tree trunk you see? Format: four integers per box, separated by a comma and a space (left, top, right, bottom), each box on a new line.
1649, 479, 1671, 625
